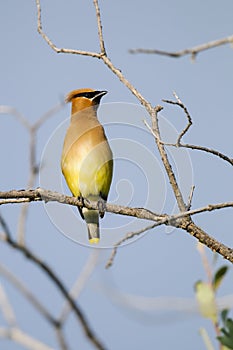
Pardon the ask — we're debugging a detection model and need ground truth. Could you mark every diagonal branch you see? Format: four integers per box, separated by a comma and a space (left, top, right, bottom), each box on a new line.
0, 327, 54, 350
0, 283, 17, 327
0, 214, 106, 350
0, 264, 57, 326
150, 106, 187, 211
106, 223, 158, 269
59, 249, 100, 324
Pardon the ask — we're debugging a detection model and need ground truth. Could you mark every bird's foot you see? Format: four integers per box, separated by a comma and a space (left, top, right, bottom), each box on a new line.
98, 198, 106, 218
78, 195, 85, 208
77, 195, 86, 219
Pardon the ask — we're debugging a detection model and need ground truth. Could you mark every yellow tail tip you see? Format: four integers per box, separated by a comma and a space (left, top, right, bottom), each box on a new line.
89, 238, 100, 244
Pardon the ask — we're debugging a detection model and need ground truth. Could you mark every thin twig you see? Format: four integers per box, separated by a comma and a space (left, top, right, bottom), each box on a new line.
162, 95, 233, 166
0, 264, 57, 326
0, 213, 12, 240
163, 92, 192, 145
0, 105, 30, 129
180, 143, 233, 166
17, 128, 37, 245
16, 103, 64, 245
143, 119, 160, 142
129, 35, 233, 60
106, 223, 158, 269
106, 200, 233, 267
0, 102, 64, 245
161, 141, 233, 166
33, 102, 64, 129
36, 0, 101, 58
93, 0, 106, 55
0, 283, 17, 326
186, 185, 195, 211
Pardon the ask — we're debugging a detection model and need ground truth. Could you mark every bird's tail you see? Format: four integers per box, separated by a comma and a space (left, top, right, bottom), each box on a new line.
82, 208, 100, 244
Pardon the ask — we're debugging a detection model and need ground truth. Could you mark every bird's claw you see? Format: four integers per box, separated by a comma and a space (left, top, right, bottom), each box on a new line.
98, 198, 106, 218
78, 195, 85, 208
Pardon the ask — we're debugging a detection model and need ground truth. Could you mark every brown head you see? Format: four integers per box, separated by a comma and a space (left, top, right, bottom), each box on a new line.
65, 88, 107, 115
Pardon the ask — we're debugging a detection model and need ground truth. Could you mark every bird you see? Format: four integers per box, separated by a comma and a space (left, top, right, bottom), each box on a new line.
61, 88, 113, 244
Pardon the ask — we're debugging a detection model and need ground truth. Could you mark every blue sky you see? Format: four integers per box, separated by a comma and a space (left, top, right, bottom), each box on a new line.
0, 1, 233, 349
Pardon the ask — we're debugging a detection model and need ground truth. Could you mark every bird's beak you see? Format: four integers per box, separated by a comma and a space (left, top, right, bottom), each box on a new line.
93, 90, 108, 100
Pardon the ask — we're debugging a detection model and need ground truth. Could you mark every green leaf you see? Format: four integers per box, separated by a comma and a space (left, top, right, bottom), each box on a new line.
217, 335, 233, 350
221, 309, 230, 325
213, 265, 228, 291
226, 319, 233, 334
218, 317, 233, 350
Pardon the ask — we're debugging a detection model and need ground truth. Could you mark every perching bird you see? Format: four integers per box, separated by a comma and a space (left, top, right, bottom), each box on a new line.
61, 88, 113, 244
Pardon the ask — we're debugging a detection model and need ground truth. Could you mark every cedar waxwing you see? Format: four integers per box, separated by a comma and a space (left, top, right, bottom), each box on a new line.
61, 88, 113, 244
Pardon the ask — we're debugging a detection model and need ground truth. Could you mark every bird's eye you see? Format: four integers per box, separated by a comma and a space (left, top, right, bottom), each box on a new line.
83, 93, 92, 98
71, 91, 102, 100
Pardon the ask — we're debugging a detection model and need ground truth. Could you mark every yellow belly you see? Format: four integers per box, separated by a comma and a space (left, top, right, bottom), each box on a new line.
61, 138, 113, 200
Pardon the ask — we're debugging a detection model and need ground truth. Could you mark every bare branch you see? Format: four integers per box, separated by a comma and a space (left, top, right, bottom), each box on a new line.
59, 249, 100, 324
0, 215, 106, 350
35, 0, 150, 109
0, 213, 12, 240
0, 188, 165, 221
163, 92, 192, 145
1, 188, 233, 264
35, 0, 101, 58
151, 106, 187, 211
17, 128, 37, 245
186, 185, 195, 211
0, 283, 17, 326
2, 188, 232, 222
0, 327, 54, 350
106, 223, 158, 269
0, 105, 30, 130
34, 1, 233, 271
179, 143, 233, 166
129, 35, 233, 60
0, 264, 57, 326
33, 102, 64, 130
55, 328, 69, 350
106, 200, 233, 267
93, 0, 106, 55
162, 95, 233, 166
0, 189, 233, 264
35, 0, 190, 223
